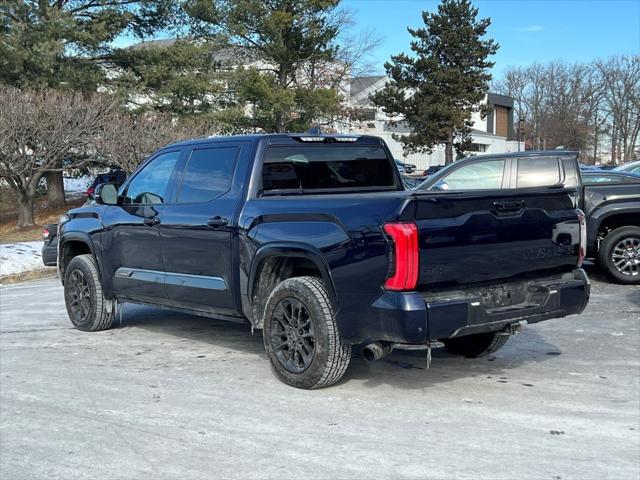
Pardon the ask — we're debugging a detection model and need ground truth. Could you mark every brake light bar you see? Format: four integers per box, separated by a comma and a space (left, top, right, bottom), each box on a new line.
383, 222, 419, 291
296, 136, 360, 143
577, 209, 586, 267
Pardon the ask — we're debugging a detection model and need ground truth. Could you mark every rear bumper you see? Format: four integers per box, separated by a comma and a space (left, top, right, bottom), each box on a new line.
425, 269, 590, 339
345, 269, 590, 344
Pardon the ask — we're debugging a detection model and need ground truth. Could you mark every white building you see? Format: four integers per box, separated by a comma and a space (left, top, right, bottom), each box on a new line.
342, 76, 524, 171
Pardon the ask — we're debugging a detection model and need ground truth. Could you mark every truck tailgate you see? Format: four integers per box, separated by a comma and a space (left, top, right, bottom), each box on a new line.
407, 189, 581, 287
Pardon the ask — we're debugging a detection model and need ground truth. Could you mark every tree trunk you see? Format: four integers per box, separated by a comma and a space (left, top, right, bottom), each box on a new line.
444, 142, 454, 165
593, 124, 598, 164
274, 112, 285, 133
46, 170, 66, 208
611, 121, 617, 164
16, 191, 35, 228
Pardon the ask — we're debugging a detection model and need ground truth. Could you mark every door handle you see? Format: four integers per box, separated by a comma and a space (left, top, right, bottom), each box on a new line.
207, 216, 229, 228
491, 200, 525, 213
144, 216, 161, 226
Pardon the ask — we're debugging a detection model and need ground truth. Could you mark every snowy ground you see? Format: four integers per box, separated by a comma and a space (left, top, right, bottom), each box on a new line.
0, 270, 638, 479
0, 241, 47, 277
63, 176, 91, 195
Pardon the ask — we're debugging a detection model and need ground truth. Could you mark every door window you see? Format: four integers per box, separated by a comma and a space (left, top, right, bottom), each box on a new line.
177, 147, 239, 203
516, 157, 561, 188
123, 151, 181, 204
431, 160, 506, 191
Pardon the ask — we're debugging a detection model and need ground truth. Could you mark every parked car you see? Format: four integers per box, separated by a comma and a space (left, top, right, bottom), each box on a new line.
579, 163, 602, 172
423, 165, 444, 177
419, 152, 639, 284
613, 160, 640, 176
85, 169, 127, 199
394, 159, 417, 175
56, 134, 590, 389
580, 171, 640, 284
41, 224, 58, 266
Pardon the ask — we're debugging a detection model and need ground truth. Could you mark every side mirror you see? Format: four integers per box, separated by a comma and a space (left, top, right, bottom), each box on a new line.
94, 183, 118, 205
430, 180, 449, 191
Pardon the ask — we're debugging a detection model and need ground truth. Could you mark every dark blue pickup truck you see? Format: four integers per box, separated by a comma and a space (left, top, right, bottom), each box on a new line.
57, 134, 590, 388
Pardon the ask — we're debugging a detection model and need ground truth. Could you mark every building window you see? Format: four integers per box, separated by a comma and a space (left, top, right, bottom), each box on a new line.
468, 143, 487, 152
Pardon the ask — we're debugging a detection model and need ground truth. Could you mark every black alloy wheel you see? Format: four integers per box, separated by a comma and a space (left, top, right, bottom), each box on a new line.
269, 297, 316, 373
66, 268, 92, 324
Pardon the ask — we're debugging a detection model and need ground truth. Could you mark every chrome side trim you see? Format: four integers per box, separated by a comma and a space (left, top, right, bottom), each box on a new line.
114, 267, 227, 290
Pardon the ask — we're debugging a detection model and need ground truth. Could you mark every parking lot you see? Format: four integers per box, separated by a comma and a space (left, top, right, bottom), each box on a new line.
1, 266, 638, 480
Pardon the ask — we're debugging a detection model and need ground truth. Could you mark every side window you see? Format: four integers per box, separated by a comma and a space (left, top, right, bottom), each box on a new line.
432, 160, 506, 191
517, 157, 561, 188
123, 151, 181, 204
177, 147, 239, 203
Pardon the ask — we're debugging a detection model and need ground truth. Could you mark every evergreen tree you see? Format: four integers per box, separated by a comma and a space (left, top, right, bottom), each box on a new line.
108, 38, 231, 120
371, 0, 498, 164
184, 0, 350, 133
0, 0, 177, 91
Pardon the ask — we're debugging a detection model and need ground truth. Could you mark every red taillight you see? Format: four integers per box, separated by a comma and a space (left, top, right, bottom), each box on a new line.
577, 209, 586, 267
42, 228, 50, 240
383, 222, 419, 291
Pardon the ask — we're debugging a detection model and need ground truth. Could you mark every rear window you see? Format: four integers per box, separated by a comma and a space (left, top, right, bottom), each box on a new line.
517, 157, 561, 188
261, 145, 398, 194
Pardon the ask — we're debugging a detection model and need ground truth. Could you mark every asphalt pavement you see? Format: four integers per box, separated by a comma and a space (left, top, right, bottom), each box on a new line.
1, 267, 638, 479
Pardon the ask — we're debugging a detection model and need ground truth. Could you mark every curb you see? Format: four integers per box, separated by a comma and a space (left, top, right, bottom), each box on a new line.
0, 269, 58, 285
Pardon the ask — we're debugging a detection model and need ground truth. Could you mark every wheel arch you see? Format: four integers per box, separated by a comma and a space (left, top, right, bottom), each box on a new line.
247, 243, 337, 328
59, 232, 98, 283
588, 204, 640, 253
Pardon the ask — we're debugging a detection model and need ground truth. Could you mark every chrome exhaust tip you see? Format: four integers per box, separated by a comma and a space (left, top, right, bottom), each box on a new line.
362, 342, 392, 362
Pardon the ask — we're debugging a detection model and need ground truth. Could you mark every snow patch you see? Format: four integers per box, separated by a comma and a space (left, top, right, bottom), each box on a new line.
64, 176, 91, 194
0, 241, 48, 277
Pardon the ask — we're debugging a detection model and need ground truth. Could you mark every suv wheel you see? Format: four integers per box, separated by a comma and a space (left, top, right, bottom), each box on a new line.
263, 276, 351, 389
443, 332, 509, 358
64, 254, 116, 331
599, 226, 640, 284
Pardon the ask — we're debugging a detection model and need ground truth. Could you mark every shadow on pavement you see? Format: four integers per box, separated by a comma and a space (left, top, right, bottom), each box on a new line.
116, 302, 562, 390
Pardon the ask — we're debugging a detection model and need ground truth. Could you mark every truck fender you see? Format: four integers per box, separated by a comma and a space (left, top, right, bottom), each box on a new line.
58, 231, 100, 281
248, 242, 337, 306
588, 203, 640, 246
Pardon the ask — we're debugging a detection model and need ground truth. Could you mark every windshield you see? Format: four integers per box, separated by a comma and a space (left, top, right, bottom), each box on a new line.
261, 145, 401, 194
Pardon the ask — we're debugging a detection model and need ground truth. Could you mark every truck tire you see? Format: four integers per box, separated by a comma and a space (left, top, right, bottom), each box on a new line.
598, 226, 640, 284
263, 276, 351, 389
442, 332, 509, 358
64, 254, 115, 331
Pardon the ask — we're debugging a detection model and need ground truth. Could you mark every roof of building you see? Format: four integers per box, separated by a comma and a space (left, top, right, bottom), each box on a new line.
350, 76, 386, 98
127, 39, 261, 65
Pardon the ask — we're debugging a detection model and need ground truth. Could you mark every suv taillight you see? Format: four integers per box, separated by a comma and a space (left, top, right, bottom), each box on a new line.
42, 228, 50, 240
382, 222, 419, 291
577, 209, 587, 267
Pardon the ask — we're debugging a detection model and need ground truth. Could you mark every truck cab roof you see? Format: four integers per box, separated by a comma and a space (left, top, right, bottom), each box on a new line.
162, 133, 385, 150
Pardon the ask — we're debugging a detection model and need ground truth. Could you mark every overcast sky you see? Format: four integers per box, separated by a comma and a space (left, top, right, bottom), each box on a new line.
344, 0, 640, 76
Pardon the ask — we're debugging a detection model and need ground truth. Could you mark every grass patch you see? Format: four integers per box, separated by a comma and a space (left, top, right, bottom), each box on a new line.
0, 199, 85, 243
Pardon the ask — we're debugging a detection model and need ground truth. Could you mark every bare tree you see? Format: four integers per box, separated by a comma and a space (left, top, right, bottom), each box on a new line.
494, 59, 622, 160
0, 88, 117, 228
96, 113, 215, 173
596, 55, 640, 162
